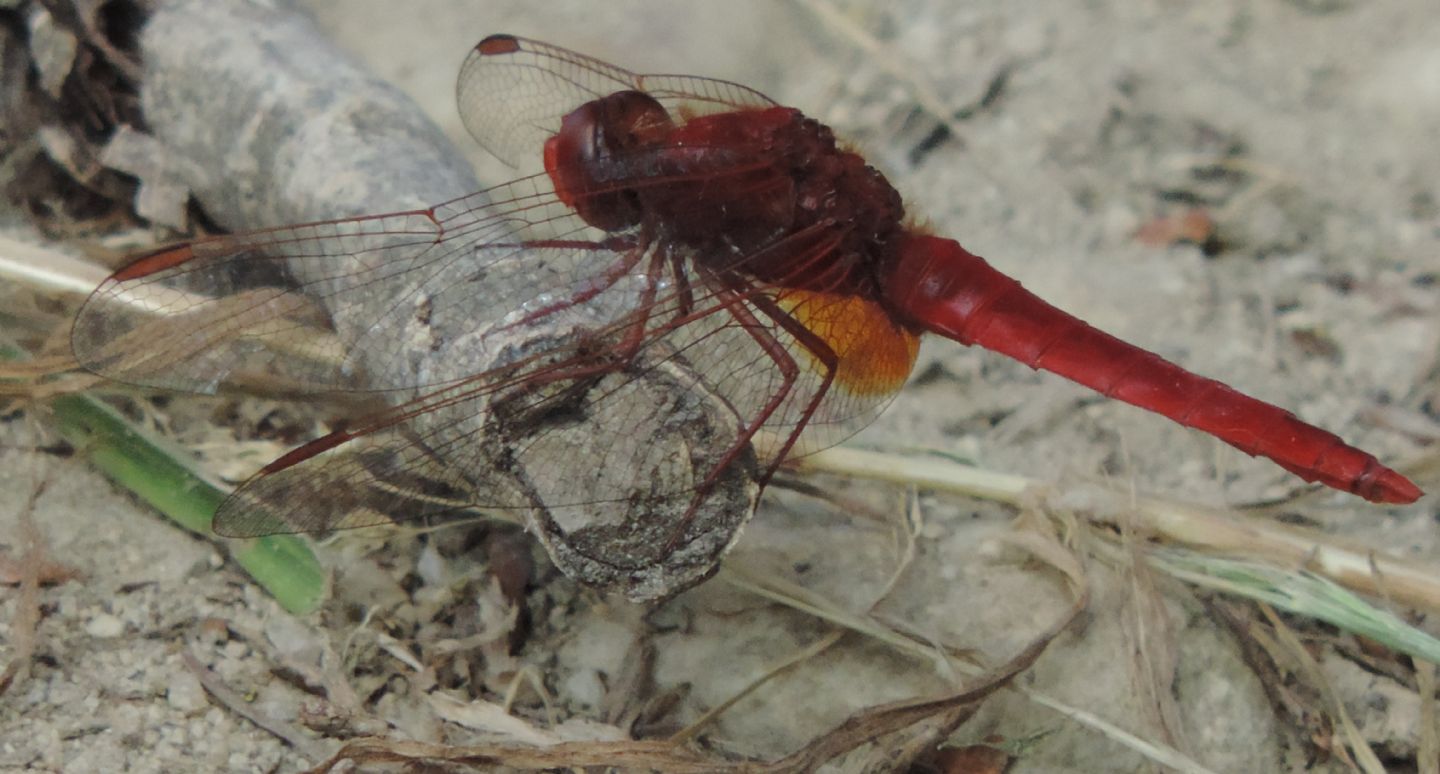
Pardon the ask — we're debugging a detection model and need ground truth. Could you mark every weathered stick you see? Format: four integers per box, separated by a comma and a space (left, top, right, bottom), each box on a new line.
136, 0, 484, 387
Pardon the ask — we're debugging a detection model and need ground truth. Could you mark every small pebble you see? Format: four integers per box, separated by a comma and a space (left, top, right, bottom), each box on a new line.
167, 670, 209, 714
86, 613, 125, 639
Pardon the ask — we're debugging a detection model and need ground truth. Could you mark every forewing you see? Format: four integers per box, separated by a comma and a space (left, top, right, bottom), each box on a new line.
71, 176, 635, 394
457, 34, 777, 168
78, 34, 785, 397
209, 261, 903, 536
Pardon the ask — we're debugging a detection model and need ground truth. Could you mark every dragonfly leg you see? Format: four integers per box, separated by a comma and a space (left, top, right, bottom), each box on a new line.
493, 234, 646, 332
657, 266, 840, 555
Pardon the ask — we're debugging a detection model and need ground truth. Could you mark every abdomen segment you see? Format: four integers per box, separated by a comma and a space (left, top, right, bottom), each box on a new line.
883, 234, 1421, 504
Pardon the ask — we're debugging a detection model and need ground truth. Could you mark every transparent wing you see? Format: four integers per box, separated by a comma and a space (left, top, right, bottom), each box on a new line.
77, 35, 786, 396
77, 193, 913, 539
70, 175, 648, 394
457, 34, 777, 167
85, 32, 912, 552
211, 304, 764, 599
208, 240, 915, 539
653, 268, 920, 460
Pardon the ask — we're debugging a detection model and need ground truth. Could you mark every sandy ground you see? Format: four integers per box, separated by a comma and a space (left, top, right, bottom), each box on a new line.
2, 1, 1437, 771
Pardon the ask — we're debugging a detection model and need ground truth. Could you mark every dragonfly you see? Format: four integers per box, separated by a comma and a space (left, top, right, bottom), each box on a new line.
71, 35, 1422, 600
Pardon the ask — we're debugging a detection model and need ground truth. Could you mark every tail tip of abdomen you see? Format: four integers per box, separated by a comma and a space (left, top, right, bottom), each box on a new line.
1365, 467, 1423, 505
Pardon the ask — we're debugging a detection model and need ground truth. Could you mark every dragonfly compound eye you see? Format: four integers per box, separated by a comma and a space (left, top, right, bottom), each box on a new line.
544, 90, 675, 233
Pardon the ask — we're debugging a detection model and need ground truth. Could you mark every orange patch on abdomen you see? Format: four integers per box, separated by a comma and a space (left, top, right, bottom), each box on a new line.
775, 290, 920, 397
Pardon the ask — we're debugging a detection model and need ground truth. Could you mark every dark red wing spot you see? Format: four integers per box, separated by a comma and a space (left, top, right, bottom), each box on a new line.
260, 430, 354, 475
111, 244, 198, 281
476, 34, 521, 56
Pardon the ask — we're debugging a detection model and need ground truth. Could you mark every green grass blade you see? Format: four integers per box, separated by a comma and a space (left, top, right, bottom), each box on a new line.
1154, 549, 1440, 664
44, 391, 325, 614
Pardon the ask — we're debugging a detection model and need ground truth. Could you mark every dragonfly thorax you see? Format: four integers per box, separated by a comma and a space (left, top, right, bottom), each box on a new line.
544, 92, 907, 300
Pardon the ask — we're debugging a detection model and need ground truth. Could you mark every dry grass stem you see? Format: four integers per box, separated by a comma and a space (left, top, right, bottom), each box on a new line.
1258, 604, 1386, 774
311, 597, 1075, 773
721, 492, 1226, 772
1009, 686, 1218, 774
1417, 659, 1438, 774
797, 445, 1440, 613
0, 235, 348, 380
1119, 533, 1189, 751
0, 233, 111, 300
0, 473, 52, 697
675, 492, 924, 741
719, 563, 951, 669
669, 630, 846, 745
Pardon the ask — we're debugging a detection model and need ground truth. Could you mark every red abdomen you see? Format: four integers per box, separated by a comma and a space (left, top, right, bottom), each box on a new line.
883, 234, 1421, 504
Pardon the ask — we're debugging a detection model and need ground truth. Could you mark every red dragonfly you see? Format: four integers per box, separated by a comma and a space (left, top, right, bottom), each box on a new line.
72, 35, 1421, 597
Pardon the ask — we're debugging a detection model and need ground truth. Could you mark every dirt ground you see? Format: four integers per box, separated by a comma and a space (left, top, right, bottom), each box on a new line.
2, 1, 1437, 771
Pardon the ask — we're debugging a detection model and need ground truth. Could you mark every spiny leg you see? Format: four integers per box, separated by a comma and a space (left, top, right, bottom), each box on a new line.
494, 234, 644, 333
659, 267, 841, 554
